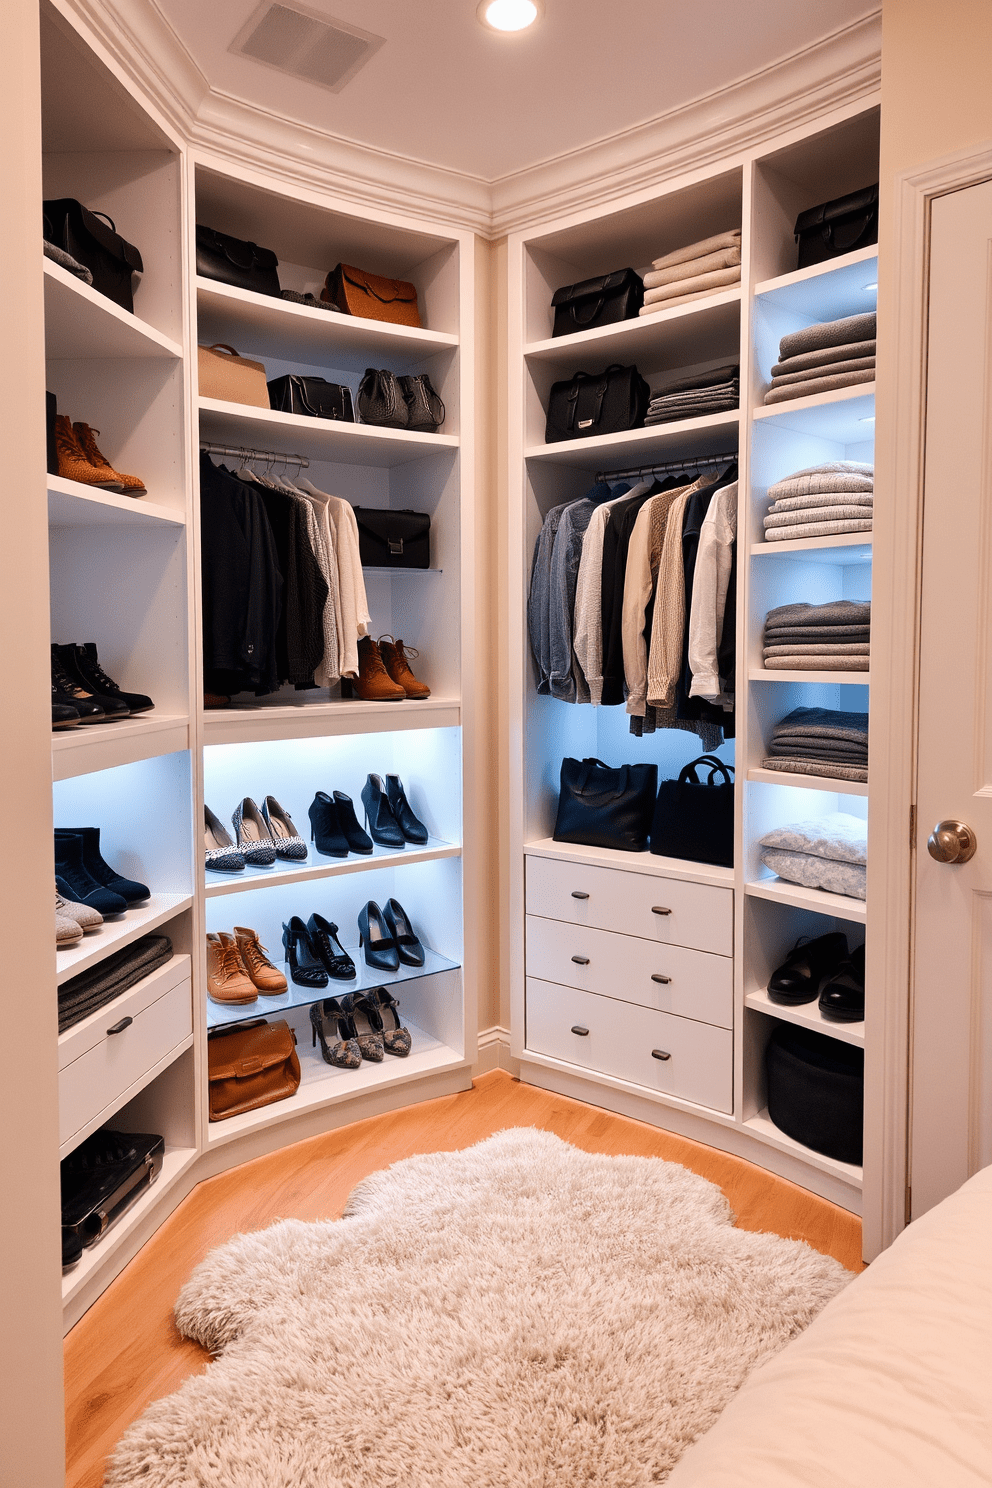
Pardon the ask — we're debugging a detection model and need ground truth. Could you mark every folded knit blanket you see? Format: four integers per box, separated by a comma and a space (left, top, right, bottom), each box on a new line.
760, 812, 867, 864
769, 476, 873, 502
648, 385, 740, 411
644, 265, 741, 305
760, 847, 867, 899
765, 368, 875, 404
771, 355, 875, 388
769, 743, 868, 764
769, 706, 869, 744
763, 655, 869, 670
644, 244, 741, 288
771, 339, 876, 377
761, 758, 868, 784
764, 639, 870, 654
651, 229, 741, 271
645, 401, 738, 426
44, 240, 94, 284
766, 599, 871, 628
765, 505, 874, 528
774, 461, 874, 480
768, 491, 873, 512
764, 621, 871, 637
778, 311, 877, 362
58, 934, 175, 1034
639, 287, 726, 315
651, 363, 741, 396
764, 519, 873, 541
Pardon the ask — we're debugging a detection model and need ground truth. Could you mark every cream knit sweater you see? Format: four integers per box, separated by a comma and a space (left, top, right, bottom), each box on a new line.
645, 488, 697, 710
623, 481, 697, 717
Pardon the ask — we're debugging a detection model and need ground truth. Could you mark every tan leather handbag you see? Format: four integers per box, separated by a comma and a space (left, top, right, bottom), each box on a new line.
207, 1019, 301, 1121
322, 264, 421, 327
198, 342, 270, 407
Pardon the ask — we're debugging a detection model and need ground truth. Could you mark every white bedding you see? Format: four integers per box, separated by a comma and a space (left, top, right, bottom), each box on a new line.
667, 1163, 992, 1486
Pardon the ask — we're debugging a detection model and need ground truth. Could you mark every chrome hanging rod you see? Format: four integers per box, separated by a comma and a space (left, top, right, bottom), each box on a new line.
200, 442, 310, 469
595, 450, 737, 484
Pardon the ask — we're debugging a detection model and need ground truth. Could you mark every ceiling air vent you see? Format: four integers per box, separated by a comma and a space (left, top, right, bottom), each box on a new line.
229, 3, 385, 93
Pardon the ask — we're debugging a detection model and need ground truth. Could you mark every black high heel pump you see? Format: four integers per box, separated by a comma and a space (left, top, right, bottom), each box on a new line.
310, 999, 361, 1068
383, 897, 425, 967
282, 916, 328, 989
357, 899, 400, 972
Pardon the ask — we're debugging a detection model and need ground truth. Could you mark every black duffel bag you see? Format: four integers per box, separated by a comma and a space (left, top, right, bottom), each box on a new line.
766, 1023, 864, 1165
553, 756, 658, 852
268, 374, 354, 422
650, 754, 734, 867
196, 224, 281, 296
545, 363, 650, 443
353, 507, 430, 569
43, 199, 143, 312
794, 184, 878, 269
551, 268, 643, 338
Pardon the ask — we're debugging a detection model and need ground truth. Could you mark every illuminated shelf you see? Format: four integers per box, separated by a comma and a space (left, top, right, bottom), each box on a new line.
746, 767, 867, 797
204, 838, 460, 897
203, 696, 460, 744
52, 714, 190, 782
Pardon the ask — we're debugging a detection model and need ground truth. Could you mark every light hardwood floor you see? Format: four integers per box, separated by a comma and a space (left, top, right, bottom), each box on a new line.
64, 1071, 863, 1487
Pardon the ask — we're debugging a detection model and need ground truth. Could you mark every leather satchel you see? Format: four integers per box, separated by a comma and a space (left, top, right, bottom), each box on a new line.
268, 374, 354, 421
61, 1129, 165, 1268
358, 368, 408, 428
323, 263, 421, 327
43, 198, 143, 312
650, 754, 734, 867
198, 343, 270, 407
196, 224, 281, 297
794, 184, 878, 268
398, 373, 445, 433
551, 268, 643, 338
353, 507, 430, 568
553, 756, 658, 852
545, 363, 650, 443
208, 1018, 300, 1121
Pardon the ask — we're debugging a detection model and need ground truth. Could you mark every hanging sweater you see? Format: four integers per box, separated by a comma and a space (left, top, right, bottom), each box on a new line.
622, 481, 696, 717
688, 482, 738, 701
571, 482, 641, 704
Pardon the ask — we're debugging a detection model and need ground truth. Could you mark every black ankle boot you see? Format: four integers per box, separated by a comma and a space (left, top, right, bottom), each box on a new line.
51, 647, 106, 724
384, 775, 428, 844
55, 827, 149, 903
332, 791, 373, 854
53, 645, 130, 719
360, 774, 405, 849
53, 838, 128, 916
71, 642, 154, 715
308, 791, 349, 857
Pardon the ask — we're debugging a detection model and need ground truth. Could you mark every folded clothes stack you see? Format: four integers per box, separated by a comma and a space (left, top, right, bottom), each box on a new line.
644, 363, 740, 425
58, 934, 173, 1034
758, 812, 867, 900
762, 599, 870, 672
762, 459, 873, 542
639, 229, 741, 317
762, 705, 869, 784
764, 310, 876, 404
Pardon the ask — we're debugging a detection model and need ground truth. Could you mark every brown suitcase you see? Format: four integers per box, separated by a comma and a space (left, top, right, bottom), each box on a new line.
322, 263, 421, 327
207, 1018, 300, 1121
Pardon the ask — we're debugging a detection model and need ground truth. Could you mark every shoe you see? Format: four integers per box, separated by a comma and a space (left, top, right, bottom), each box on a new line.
55, 826, 149, 904
369, 986, 412, 1056
56, 909, 83, 946
53, 645, 129, 720
767, 931, 849, 1006
357, 899, 400, 973
306, 913, 357, 980
332, 791, 373, 854
70, 643, 154, 715
205, 805, 245, 873
54, 415, 122, 489
204, 691, 231, 708
72, 423, 147, 496
382, 897, 425, 967
309, 999, 362, 1069
232, 797, 277, 866
206, 932, 258, 1005
234, 926, 288, 994
51, 646, 107, 724
361, 774, 405, 849
379, 637, 431, 699
339, 992, 384, 1062
52, 685, 80, 729
819, 943, 866, 1023
282, 916, 328, 989
260, 796, 308, 861
340, 637, 406, 702
384, 775, 428, 844
308, 791, 350, 858
53, 836, 128, 916
55, 887, 103, 932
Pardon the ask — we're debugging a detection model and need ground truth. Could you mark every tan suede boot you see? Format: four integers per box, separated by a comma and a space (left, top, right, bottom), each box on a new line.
341, 636, 406, 701
206, 931, 258, 1005
73, 422, 147, 496
234, 926, 288, 994
54, 415, 122, 489
379, 636, 431, 699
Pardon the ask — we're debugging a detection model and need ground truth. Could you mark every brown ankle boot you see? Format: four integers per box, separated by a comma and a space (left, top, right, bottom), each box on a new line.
73, 423, 147, 496
55, 415, 122, 490
206, 932, 258, 1005
341, 637, 406, 702
379, 636, 431, 699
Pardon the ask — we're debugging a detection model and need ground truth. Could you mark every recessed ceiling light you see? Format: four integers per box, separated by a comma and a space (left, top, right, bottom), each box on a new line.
858, 415, 875, 423
863, 282, 878, 291
478, 0, 542, 32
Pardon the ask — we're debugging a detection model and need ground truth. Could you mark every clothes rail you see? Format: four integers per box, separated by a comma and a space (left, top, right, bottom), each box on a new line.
595, 450, 737, 484
200, 442, 310, 469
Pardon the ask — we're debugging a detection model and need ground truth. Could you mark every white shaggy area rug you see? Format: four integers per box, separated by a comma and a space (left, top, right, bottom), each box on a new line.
107, 1129, 851, 1487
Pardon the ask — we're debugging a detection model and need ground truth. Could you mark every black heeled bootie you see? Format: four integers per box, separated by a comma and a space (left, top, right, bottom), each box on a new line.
55, 827, 149, 904
308, 791, 349, 858
306, 913, 357, 980
332, 791, 373, 854
360, 774, 405, 849
357, 899, 400, 972
282, 916, 328, 989
53, 644, 130, 719
383, 897, 425, 967
385, 775, 428, 845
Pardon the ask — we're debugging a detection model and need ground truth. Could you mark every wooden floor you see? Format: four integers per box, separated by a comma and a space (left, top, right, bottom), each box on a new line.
64, 1070, 863, 1487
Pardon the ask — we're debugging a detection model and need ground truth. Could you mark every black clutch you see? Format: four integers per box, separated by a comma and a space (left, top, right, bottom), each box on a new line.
545, 364, 650, 443
196, 224, 281, 296
553, 756, 658, 852
61, 1128, 164, 1269
353, 507, 430, 568
551, 268, 643, 338
43, 198, 143, 312
794, 184, 878, 269
650, 754, 734, 867
267, 374, 354, 421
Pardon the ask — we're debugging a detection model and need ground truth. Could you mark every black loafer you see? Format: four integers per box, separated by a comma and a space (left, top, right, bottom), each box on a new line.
767, 931, 849, 1005
819, 944, 866, 1022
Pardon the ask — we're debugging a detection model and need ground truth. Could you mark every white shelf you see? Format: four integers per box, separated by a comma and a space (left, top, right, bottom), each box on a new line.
745, 985, 864, 1046
198, 397, 458, 468
55, 893, 193, 985
204, 837, 460, 898
43, 258, 182, 361
523, 288, 740, 366
754, 246, 878, 320
745, 876, 867, 924
750, 667, 869, 685
52, 713, 190, 782
525, 409, 739, 471
203, 696, 460, 744
524, 837, 734, 887
747, 767, 867, 796
752, 386, 875, 442
750, 533, 871, 562
743, 1109, 863, 1188
47, 475, 184, 528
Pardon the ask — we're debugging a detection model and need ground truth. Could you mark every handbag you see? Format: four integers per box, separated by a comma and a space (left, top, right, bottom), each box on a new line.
198, 343, 270, 407
358, 368, 408, 428
195, 224, 281, 297
322, 263, 421, 326
267, 374, 355, 421
794, 184, 879, 269
43, 198, 143, 312
551, 268, 643, 338
650, 754, 734, 867
553, 756, 658, 852
398, 373, 445, 433
353, 507, 430, 568
61, 1129, 164, 1268
544, 364, 650, 443
207, 1018, 301, 1122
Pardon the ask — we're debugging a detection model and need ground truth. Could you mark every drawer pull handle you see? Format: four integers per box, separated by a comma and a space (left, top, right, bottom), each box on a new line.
571, 955, 590, 965
571, 891, 590, 900
571, 1025, 590, 1037
651, 906, 672, 916
651, 1048, 672, 1061
106, 1016, 133, 1036
651, 973, 671, 985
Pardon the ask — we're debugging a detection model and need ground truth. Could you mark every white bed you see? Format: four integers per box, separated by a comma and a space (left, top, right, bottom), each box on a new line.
667, 1163, 992, 1486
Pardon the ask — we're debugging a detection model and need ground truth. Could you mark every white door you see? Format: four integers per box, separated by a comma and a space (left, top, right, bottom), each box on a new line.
912, 178, 992, 1217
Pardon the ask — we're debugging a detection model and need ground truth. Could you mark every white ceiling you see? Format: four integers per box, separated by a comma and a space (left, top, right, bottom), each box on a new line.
154, 0, 879, 183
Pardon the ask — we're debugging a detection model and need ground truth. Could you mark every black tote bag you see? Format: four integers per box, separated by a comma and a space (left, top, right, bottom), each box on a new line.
553, 757, 658, 853
551, 269, 643, 338
794, 184, 878, 269
650, 754, 734, 867
544, 364, 650, 443
267, 375, 354, 421
43, 199, 143, 312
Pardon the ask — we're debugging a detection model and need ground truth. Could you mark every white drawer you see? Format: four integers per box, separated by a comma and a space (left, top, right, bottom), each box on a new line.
525, 977, 733, 1113
526, 916, 732, 1028
59, 954, 192, 1149
525, 855, 733, 956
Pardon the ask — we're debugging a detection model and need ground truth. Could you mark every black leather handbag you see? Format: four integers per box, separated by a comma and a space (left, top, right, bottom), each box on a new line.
195, 224, 281, 297
794, 184, 879, 268
766, 1023, 864, 1165
43, 199, 143, 312
398, 373, 445, 432
551, 268, 643, 338
267, 374, 354, 421
553, 757, 658, 852
358, 368, 408, 428
650, 754, 734, 867
353, 507, 430, 568
545, 364, 650, 443
61, 1128, 164, 1269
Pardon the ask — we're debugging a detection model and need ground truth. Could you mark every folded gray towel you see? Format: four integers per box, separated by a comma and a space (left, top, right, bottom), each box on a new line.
651, 364, 741, 397
769, 492, 873, 512
44, 240, 94, 284
767, 469, 873, 500
765, 505, 874, 528
770, 706, 869, 742
644, 397, 739, 425
771, 355, 875, 388
763, 642, 871, 657
763, 655, 869, 671
771, 340, 876, 377
764, 519, 873, 541
58, 934, 175, 1034
769, 742, 868, 762
648, 386, 740, 410
767, 599, 871, 627
778, 311, 877, 362
761, 758, 868, 783
765, 368, 876, 404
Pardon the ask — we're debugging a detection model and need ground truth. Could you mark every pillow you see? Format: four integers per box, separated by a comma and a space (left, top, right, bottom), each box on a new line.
758, 811, 867, 865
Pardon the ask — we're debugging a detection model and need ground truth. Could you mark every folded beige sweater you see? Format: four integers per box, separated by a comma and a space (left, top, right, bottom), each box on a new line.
644, 244, 741, 289
652, 229, 741, 272
643, 264, 741, 305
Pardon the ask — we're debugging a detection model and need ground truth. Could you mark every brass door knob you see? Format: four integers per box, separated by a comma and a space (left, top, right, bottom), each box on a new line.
927, 819, 978, 863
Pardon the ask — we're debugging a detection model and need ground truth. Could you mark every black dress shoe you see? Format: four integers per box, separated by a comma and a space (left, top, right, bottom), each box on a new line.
383, 897, 425, 967
51, 647, 106, 724
332, 791, 373, 854
360, 774, 405, 849
385, 775, 428, 844
306, 913, 356, 980
767, 931, 848, 1005
56, 827, 149, 904
52, 681, 80, 729
74, 643, 154, 714
819, 943, 866, 1022
358, 899, 400, 972
308, 791, 349, 857
282, 916, 328, 989
53, 644, 130, 719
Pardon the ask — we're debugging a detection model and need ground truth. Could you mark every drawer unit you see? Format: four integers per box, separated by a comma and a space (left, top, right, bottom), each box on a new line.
525, 854, 733, 956
58, 954, 192, 1151
525, 915, 732, 1028
525, 977, 733, 1113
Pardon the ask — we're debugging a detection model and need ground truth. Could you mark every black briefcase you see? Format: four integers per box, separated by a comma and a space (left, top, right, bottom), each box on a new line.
43, 198, 143, 312
766, 1024, 864, 1165
196, 224, 281, 297
353, 506, 430, 568
61, 1128, 165, 1269
551, 268, 643, 338
650, 755, 734, 867
545, 364, 650, 443
268, 374, 354, 421
794, 184, 878, 268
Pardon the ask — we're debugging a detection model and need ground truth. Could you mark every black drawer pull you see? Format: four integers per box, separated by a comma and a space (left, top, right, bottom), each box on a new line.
651, 906, 672, 916
651, 1048, 672, 1061
571, 955, 590, 965
571, 890, 590, 900
571, 1025, 590, 1036
106, 1016, 133, 1036
651, 973, 671, 985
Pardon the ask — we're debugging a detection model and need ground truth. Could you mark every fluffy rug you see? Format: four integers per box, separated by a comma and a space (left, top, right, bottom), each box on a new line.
106, 1129, 851, 1486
